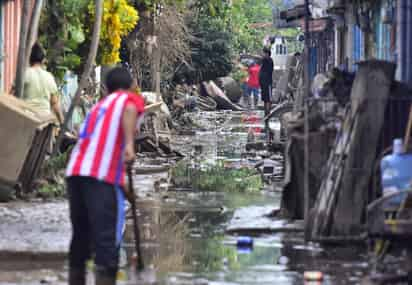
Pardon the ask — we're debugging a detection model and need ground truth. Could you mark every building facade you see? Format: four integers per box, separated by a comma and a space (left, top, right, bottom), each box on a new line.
281, 0, 412, 86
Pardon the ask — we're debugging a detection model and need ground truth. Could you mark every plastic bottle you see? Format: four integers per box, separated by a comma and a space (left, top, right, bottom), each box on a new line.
381, 138, 412, 208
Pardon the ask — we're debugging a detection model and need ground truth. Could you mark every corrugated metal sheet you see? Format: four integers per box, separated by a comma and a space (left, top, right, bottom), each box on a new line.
374, 1, 396, 62
351, 25, 363, 71
309, 47, 317, 80
396, 0, 412, 85
3, 0, 22, 94
1, 0, 35, 94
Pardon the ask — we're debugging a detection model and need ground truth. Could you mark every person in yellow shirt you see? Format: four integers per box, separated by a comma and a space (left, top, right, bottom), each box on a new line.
23, 43, 64, 124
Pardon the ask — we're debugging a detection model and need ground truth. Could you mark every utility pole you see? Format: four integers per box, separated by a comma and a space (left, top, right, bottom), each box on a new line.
303, 0, 310, 241
25, 0, 44, 64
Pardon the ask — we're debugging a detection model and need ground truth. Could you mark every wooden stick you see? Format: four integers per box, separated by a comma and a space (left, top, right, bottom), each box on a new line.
127, 165, 144, 271
403, 104, 412, 153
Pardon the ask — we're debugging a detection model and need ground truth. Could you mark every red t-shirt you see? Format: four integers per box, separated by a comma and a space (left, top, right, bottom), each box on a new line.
247, 64, 261, 88
66, 91, 145, 186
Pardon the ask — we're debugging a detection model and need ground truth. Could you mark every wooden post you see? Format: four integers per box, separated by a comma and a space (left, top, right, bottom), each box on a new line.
151, 4, 161, 102
53, 0, 103, 155
154, 49, 161, 101
25, 0, 44, 63
303, 0, 310, 241
14, 0, 31, 98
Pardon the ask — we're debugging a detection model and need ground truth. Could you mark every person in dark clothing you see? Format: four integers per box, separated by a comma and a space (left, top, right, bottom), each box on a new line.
66, 67, 145, 285
259, 47, 274, 118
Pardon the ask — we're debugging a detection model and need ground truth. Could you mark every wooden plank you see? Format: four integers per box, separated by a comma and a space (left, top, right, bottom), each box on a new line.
331, 61, 396, 236
309, 61, 396, 240
403, 105, 412, 152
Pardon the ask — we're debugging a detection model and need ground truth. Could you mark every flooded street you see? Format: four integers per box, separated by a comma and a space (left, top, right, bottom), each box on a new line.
2, 0, 412, 283
120, 111, 370, 285
0, 111, 371, 285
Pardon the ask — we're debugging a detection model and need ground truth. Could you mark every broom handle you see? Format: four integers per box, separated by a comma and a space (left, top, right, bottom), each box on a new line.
404, 105, 412, 153
127, 165, 144, 270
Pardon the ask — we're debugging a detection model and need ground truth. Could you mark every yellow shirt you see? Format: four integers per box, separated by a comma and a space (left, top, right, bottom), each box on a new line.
23, 66, 58, 115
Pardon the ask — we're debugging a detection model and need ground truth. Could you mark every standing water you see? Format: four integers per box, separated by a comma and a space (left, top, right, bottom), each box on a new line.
120, 110, 370, 285
0, 110, 371, 285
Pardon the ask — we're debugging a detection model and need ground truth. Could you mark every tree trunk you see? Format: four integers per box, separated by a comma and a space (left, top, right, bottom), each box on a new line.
53, 0, 103, 155
14, 0, 31, 98
25, 0, 44, 64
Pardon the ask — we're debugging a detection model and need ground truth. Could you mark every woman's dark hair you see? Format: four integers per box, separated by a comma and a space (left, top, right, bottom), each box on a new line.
29, 43, 45, 65
105, 67, 133, 93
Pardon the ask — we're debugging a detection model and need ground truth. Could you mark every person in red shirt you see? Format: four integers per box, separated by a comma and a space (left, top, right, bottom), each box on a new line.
246, 61, 261, 109
66, 67, 145, 285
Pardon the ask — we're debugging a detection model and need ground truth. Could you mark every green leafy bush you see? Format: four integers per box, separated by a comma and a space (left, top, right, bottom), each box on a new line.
171, 161, 262, 193
37, 151, 70, 199
231, 67, 248, 83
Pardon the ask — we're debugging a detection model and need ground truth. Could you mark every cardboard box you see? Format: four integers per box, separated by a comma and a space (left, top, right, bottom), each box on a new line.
0, 94, 55, 191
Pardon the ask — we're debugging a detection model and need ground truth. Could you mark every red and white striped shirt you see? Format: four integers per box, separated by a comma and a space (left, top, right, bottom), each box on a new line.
66, 91, 145, 186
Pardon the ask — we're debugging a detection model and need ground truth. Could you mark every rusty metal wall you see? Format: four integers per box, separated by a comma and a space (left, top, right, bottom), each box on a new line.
2, 0, 22, 94
1, 0, 36, 94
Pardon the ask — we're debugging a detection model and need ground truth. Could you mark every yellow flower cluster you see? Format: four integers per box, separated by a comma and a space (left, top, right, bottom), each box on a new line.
90, 0, 139, 65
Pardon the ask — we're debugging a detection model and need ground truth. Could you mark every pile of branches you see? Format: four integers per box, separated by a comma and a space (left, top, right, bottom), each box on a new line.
126, 4, 192, 91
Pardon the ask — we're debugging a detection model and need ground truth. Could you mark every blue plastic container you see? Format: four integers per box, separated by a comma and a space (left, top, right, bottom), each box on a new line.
236, 236, 253, 254
237, 246, 253, 254
381, 139, 412, 208
236, 236, 253, 247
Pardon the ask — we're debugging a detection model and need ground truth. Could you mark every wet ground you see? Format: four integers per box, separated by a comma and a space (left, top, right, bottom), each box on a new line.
0, 110, 374, 284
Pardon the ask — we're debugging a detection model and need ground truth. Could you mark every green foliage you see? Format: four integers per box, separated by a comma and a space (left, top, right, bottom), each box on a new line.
171, 161, 263, 193
175, 2, 233, 84
191, 17, 233, 82
231, 67, 248, 83
38, 151, 69, 199
42, 151, 69, 175
228, 0, 300, 54
39, 0, 90, 81
191, 0, 231, 18
38, 183, 65, 199
230, 0, 274, 53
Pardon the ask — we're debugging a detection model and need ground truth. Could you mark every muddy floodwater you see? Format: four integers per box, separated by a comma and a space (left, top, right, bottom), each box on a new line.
0, 111, 372, 285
